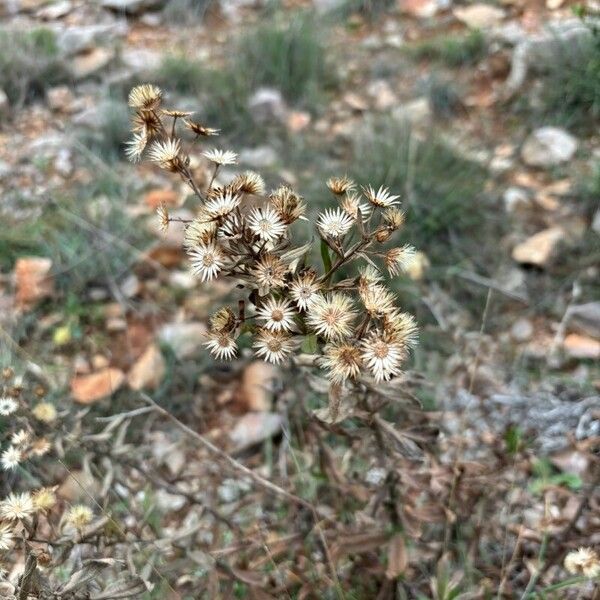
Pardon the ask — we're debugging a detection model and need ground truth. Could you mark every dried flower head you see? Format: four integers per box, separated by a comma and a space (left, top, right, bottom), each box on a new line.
204, 333, 237, 361
31, 437, 51, 457
289, 272, 321, 311
0, 397, 18, 416
257, 297, 296, 332
253, 254, 287, 292
384, 311, 419, 349
124, 130, 148, 163
148, 138, 186, 172
210, 307, 237, 334
363, 185, 400, 208
361, 332, 406, 382
128, 84, 163, 110
253, 329, 294, 364
205, 191, 241, 219
317, 208, 354, 239
185, 211, 217, 246
156, 203, 170, 234
321, 342, 363, 383
1, 447, 22, 471
203, 149, 238, 166
185, 119, 220, 137
0, 492, 35, 521
564, 547, 600, 578
66, 505, 93, 529
327, 176, 355, 196
132, 110, 162, 139
10, 429, 30, 447
382, 207, 405, 231
340, 193, 372, 221
32, 488, 57, 513
161, 109, 193, 118
307, 294, 356, 341
248, 206, 287, 243
32, 401, 57, 423
359, 284, 396, 317
385, 245, 418, 276
188, 242, 226, 282
0, 524, 14, 551
270, 186, 306, 224
231, 171, 265, 196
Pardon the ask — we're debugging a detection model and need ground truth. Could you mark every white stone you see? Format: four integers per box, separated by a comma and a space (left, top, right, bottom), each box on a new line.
521, 127, 578, 168
454, 4, 505, 28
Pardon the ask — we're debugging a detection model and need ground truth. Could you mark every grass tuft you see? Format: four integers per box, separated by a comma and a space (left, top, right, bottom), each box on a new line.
0, 27, 68, 106
406, 30, 487, 67
349, 118, 497, 267
537, 24, 600, 129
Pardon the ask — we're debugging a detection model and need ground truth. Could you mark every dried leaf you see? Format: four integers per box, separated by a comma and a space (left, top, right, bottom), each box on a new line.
386, 534, 408, 579
71, 368, 125, 404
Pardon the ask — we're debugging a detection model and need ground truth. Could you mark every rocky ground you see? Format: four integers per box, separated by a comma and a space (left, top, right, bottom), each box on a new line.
0, 0, 599, 597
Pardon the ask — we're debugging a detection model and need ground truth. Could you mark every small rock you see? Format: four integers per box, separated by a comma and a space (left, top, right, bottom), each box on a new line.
511, 227, 564, 267
101, 0, 162, 12
401, 0, 441, 18
120, 48, 162, 76
120, 274, 141, 298
503, 186, 531, 213
37, 0, 72, 18
128, 344, 166, 390
367, 79, 397, 111
286, 110, 311, 133
155, 488, 186, 512
168, 271, 196, 289
521, 127, 578, 168
592, 210, 600, 234
70, 47, 115, 80
0, 88, 9, 116
14, 257, 54, 309
56, 23, 128, 56
158, 322, 207, 359
71, 368, 126, 404
144, 188, 178, 210
568, 302, 600, 339
510, 318, 533, 342
47, 85, 75, 112
454, 4, 505, 28
237, 361, 276, 412
563, 334, 600, 360
239, 146, 277, 169
54, 147, 73, 177
248, 88, 287, 125
229, 412, 283, 451
392, 97, 431, 126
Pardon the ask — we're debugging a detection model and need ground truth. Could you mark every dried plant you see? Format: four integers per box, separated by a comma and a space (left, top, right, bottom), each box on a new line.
126, 84, 419, 395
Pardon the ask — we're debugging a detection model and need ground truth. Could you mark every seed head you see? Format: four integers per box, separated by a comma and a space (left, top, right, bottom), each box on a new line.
253, 329, 294, 364
128, 84, 163, 110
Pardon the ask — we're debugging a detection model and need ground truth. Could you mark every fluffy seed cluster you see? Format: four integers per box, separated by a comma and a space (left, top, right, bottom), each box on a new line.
564, 547, 600, 578
127, 84, 419, 384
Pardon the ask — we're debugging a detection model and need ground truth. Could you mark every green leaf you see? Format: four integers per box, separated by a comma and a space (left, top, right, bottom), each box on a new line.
301, 334, 318, 354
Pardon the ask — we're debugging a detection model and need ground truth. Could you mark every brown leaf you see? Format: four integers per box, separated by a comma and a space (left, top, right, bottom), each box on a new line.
330, 532, 388, 562
14, 256, 54, 309
71, 368, 125, 404
386, 534, 408, 579
127, 344, 165, 391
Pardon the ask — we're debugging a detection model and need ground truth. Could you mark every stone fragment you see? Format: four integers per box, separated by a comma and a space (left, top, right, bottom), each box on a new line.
511, 227, 564, 267
563, 334, 600, 360
454, 3, 505, 28
521, 127, 578, 168
158, 322, 207, 359
70, 47, 115, 80
229, 412, 283, 451
248, 88, 287, 124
